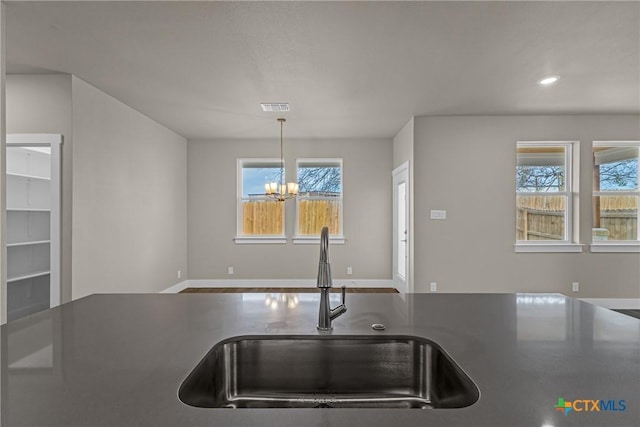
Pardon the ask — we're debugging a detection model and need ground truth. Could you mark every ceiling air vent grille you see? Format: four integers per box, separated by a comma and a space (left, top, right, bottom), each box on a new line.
261, 103, 290, 112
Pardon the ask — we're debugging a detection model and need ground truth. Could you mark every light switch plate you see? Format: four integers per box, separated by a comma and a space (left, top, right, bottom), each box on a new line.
430, 210, 447, 220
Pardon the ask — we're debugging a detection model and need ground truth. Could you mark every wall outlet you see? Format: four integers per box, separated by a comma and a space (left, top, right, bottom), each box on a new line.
572, 282, 579, 292
177, 270, 181, 279
228, 266, 234, 275
430, 282, 437, 292
347, 266, 353, 275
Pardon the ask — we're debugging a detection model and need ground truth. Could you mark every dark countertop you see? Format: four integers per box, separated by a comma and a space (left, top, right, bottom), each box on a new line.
1, 292, 639, 426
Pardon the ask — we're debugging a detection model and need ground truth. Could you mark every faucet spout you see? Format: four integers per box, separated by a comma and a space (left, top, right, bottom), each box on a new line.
317, 227, 332, 288
319, 227, 329, 263
317, 227, 347, 330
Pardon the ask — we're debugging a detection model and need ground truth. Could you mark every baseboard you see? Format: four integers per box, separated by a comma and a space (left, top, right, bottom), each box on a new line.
161, 278, 396, 293
160, 280, 189, 294
580, 298, 640, 309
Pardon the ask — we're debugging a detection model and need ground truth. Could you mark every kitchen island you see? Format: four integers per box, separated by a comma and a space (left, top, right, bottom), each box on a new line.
1, 292, 639, 426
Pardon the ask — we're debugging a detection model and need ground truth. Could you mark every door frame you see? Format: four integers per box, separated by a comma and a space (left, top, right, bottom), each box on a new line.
6, 134, 62, 317
392, 161, 410, 294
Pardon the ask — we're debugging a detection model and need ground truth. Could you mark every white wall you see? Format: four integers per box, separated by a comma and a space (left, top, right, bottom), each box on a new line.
71, 76, 187, 298
7, 75, 188, 299
6, 74, 73, 303
7, 76, 637, 299
393, 117, 413, 170
413, 115, 640, 298
187, 138, 392, 281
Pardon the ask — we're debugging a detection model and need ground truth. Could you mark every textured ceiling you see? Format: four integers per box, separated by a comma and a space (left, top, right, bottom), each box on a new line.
5, 1, 640, 139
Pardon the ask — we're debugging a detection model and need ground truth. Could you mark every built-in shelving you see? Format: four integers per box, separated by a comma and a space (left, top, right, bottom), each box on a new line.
5, 135, 62, 323
7, 172, 51, 181
7, 240, 51, 248
8, 271, 52, 283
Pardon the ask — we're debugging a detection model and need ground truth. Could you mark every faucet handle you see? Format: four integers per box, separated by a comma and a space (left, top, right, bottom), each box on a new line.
341, 285, 346, 305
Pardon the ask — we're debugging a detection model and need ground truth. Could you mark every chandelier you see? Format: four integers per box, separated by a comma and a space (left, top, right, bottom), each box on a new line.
265, 118, 298, 201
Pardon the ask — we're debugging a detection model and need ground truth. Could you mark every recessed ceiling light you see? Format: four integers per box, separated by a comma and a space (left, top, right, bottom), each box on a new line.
538, 76, 559, 86
261, 103, 290, 112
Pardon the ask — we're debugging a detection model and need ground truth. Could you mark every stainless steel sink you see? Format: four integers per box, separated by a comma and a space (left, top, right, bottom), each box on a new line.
178, 335, 479, 409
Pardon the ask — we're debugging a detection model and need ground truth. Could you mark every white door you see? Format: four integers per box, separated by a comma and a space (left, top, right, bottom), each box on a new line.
392, 162, 410, 294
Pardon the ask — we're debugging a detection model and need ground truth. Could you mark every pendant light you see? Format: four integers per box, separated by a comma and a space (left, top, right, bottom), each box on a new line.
265, 118, 298, 201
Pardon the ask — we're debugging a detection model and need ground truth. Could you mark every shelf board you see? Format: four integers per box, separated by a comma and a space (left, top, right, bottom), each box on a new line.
7, 208, 51, 212
7, 271, 51, 283
7, 172, 51, 181
7, 240, 51, 248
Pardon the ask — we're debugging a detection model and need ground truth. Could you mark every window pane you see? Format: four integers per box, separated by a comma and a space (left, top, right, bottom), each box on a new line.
298, 165, 341, 196
592, 195, 638, 241
297, 199, 341, 236
516, 195, 566, 240
242, 165, 281, 197
296, 160, 343, 237
593, 147, 638, 191
516, 147, 565, 192
242, 200, 283, 235
238, 160, 286, 237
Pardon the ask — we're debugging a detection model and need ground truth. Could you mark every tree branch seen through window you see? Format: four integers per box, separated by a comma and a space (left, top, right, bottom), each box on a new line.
598, 159, 638, 190
298, 166, 341, 194
517, 166, 565, 192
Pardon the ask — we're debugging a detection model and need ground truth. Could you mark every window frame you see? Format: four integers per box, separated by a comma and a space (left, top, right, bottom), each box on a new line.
590, 141, 640, 253
515, 141, 582, 253
293, 158, 345, 244
234, 158, 287, 244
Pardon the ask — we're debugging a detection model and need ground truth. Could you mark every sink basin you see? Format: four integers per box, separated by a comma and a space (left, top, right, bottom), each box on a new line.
178, 335, 479, 409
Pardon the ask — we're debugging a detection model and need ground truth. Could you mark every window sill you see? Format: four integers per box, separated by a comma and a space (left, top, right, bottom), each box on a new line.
514, 243, 583, 253
234, 236, 287, 244
590, 243, 640, 253
293, 236, 346, 245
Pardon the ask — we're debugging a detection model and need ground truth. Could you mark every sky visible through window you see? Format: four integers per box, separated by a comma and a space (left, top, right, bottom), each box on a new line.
242, 167, 281, 197
243, 165, 341, 197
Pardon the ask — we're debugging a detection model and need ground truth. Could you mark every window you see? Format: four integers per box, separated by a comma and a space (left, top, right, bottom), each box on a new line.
591, 141, 639, 252
294, 159, 344, 243
235, 159, 286, 243
515, 141, 581, 252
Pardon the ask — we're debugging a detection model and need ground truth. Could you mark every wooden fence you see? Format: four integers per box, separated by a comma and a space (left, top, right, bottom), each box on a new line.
598, 212, 637, 240
516, 195, 637, 241
242, 199, 340, 236
242, 201, 284, 235
244, 195, 636, 240
297, 199, 341, 235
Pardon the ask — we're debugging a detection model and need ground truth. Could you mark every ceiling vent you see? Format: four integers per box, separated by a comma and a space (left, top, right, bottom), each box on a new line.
261, 103, 290, 112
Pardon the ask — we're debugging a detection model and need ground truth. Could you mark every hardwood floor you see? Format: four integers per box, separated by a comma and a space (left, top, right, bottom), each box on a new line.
180, 287, 398, 294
